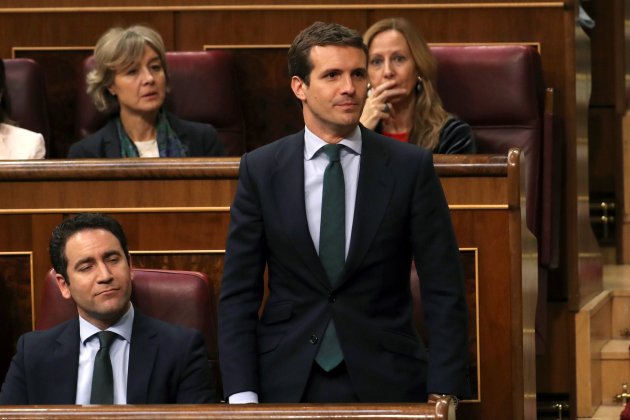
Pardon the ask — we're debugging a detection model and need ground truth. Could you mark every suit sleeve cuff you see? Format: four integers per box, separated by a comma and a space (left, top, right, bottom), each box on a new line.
228, 391, 259, 404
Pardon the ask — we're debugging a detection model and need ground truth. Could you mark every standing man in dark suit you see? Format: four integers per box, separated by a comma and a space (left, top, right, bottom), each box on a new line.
218, 22, 469, 405
0, 213, 216, 404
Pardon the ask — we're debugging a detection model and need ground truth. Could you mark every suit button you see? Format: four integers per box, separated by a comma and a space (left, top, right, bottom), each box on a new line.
328, 294, 336, 303
309, 334, 318, 344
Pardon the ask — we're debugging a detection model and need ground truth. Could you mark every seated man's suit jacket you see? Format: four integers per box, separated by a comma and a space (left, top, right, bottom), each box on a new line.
67, 112, 224, 158
218, 125, 469, 403
0, 310, 216, 404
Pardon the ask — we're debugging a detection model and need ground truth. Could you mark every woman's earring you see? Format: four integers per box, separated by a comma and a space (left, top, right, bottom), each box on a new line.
416, 76, 423, 93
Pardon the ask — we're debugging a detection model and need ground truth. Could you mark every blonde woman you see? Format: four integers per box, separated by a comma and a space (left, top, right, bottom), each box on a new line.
361, 18, 475, 154
68, 25, 223, 158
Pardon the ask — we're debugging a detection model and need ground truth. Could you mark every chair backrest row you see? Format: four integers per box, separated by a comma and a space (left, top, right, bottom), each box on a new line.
3, 51, 247, 157
5, 46, 558, 268
74, 51, 246, 156
3, 59, 50, 146
431, 45, 559, 268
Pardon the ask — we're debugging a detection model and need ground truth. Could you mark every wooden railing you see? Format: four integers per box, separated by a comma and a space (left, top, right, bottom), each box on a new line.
0, 151, 535, 418
0, 402, 451, 419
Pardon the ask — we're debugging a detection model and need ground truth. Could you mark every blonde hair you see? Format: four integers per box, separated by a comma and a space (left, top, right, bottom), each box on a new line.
363, 18, 448, 150
87, 25, 169, 114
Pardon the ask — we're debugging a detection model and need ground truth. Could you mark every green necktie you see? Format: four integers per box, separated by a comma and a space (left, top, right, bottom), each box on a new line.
315, 143, 345, 372
90, 331, 118, 404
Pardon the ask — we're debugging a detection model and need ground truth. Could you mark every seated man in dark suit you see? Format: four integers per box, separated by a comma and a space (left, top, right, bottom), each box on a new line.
0, 213, 216, 404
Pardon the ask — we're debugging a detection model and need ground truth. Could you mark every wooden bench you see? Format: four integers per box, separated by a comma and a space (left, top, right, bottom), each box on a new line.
0, 152, 534, 418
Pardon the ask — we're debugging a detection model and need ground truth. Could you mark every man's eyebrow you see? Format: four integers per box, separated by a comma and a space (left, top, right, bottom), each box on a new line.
73, 256, 95, 270
102, 250, 123, 259
72, 250, 122, 269
317, 67, 341, 75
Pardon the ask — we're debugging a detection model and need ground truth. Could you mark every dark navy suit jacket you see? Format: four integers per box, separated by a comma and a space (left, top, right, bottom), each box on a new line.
0, 311, 216, 404
67, 112, 224, 158
218, 126, 469, 403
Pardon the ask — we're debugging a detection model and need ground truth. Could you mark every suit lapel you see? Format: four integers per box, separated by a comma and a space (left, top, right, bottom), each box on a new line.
49, 319, 80, 403
102, 120, 122, 158
126, 311, 158, 404
271, 132, 329, 289
166, 112, 190, 152
342, 128, 393, 282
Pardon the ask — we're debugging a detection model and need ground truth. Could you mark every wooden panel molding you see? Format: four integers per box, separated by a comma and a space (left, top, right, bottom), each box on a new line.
0, 152, 535, 418
0, 402, 450, 419
0, 2, 567, 13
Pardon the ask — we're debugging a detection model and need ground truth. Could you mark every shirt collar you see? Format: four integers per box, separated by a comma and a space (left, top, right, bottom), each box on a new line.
79, 303, 135, 345
304, 125, 362, 160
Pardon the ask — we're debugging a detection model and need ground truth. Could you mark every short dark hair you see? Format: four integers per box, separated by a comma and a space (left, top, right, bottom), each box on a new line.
288, 21, 367, 85
49, 213, 129, 282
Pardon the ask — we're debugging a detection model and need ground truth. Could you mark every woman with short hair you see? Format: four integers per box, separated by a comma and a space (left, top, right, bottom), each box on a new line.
68, 25, 224, 158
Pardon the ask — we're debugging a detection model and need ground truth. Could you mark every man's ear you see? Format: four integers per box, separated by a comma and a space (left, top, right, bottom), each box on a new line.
291, 76, 307, 101
55, 273, 73, 300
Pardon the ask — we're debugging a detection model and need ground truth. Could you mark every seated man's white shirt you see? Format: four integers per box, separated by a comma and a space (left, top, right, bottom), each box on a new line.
76, 304, 134, 404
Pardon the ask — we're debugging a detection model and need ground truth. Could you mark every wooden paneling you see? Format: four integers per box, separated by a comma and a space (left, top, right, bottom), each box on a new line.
575, 290, 611, 416
0, 152, 535, 418
584, 0, 626, 110
177, 10, 367, 46
0, 0, 575, 413
536, 302, 572, 393
205, 47, 302, 152
0, 12, 174, 57
2, 3, 572, 157
0, 402, 449, 419
583, 0, 626, 261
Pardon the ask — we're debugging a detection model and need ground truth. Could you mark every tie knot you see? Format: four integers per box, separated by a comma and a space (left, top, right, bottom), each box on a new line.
96, 331, 118, 349
321, 143, 342, 162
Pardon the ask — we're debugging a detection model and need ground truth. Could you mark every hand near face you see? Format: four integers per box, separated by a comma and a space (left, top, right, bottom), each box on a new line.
360, 80, 405, 130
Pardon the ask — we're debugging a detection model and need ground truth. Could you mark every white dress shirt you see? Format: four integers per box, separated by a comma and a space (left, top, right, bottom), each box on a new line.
228, 126, 362, 404
303, 125, 362, 257
75, 304, 134, 405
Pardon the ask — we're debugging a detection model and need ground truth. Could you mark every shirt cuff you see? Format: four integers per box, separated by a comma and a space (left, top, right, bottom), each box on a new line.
228, 391, 259, 404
